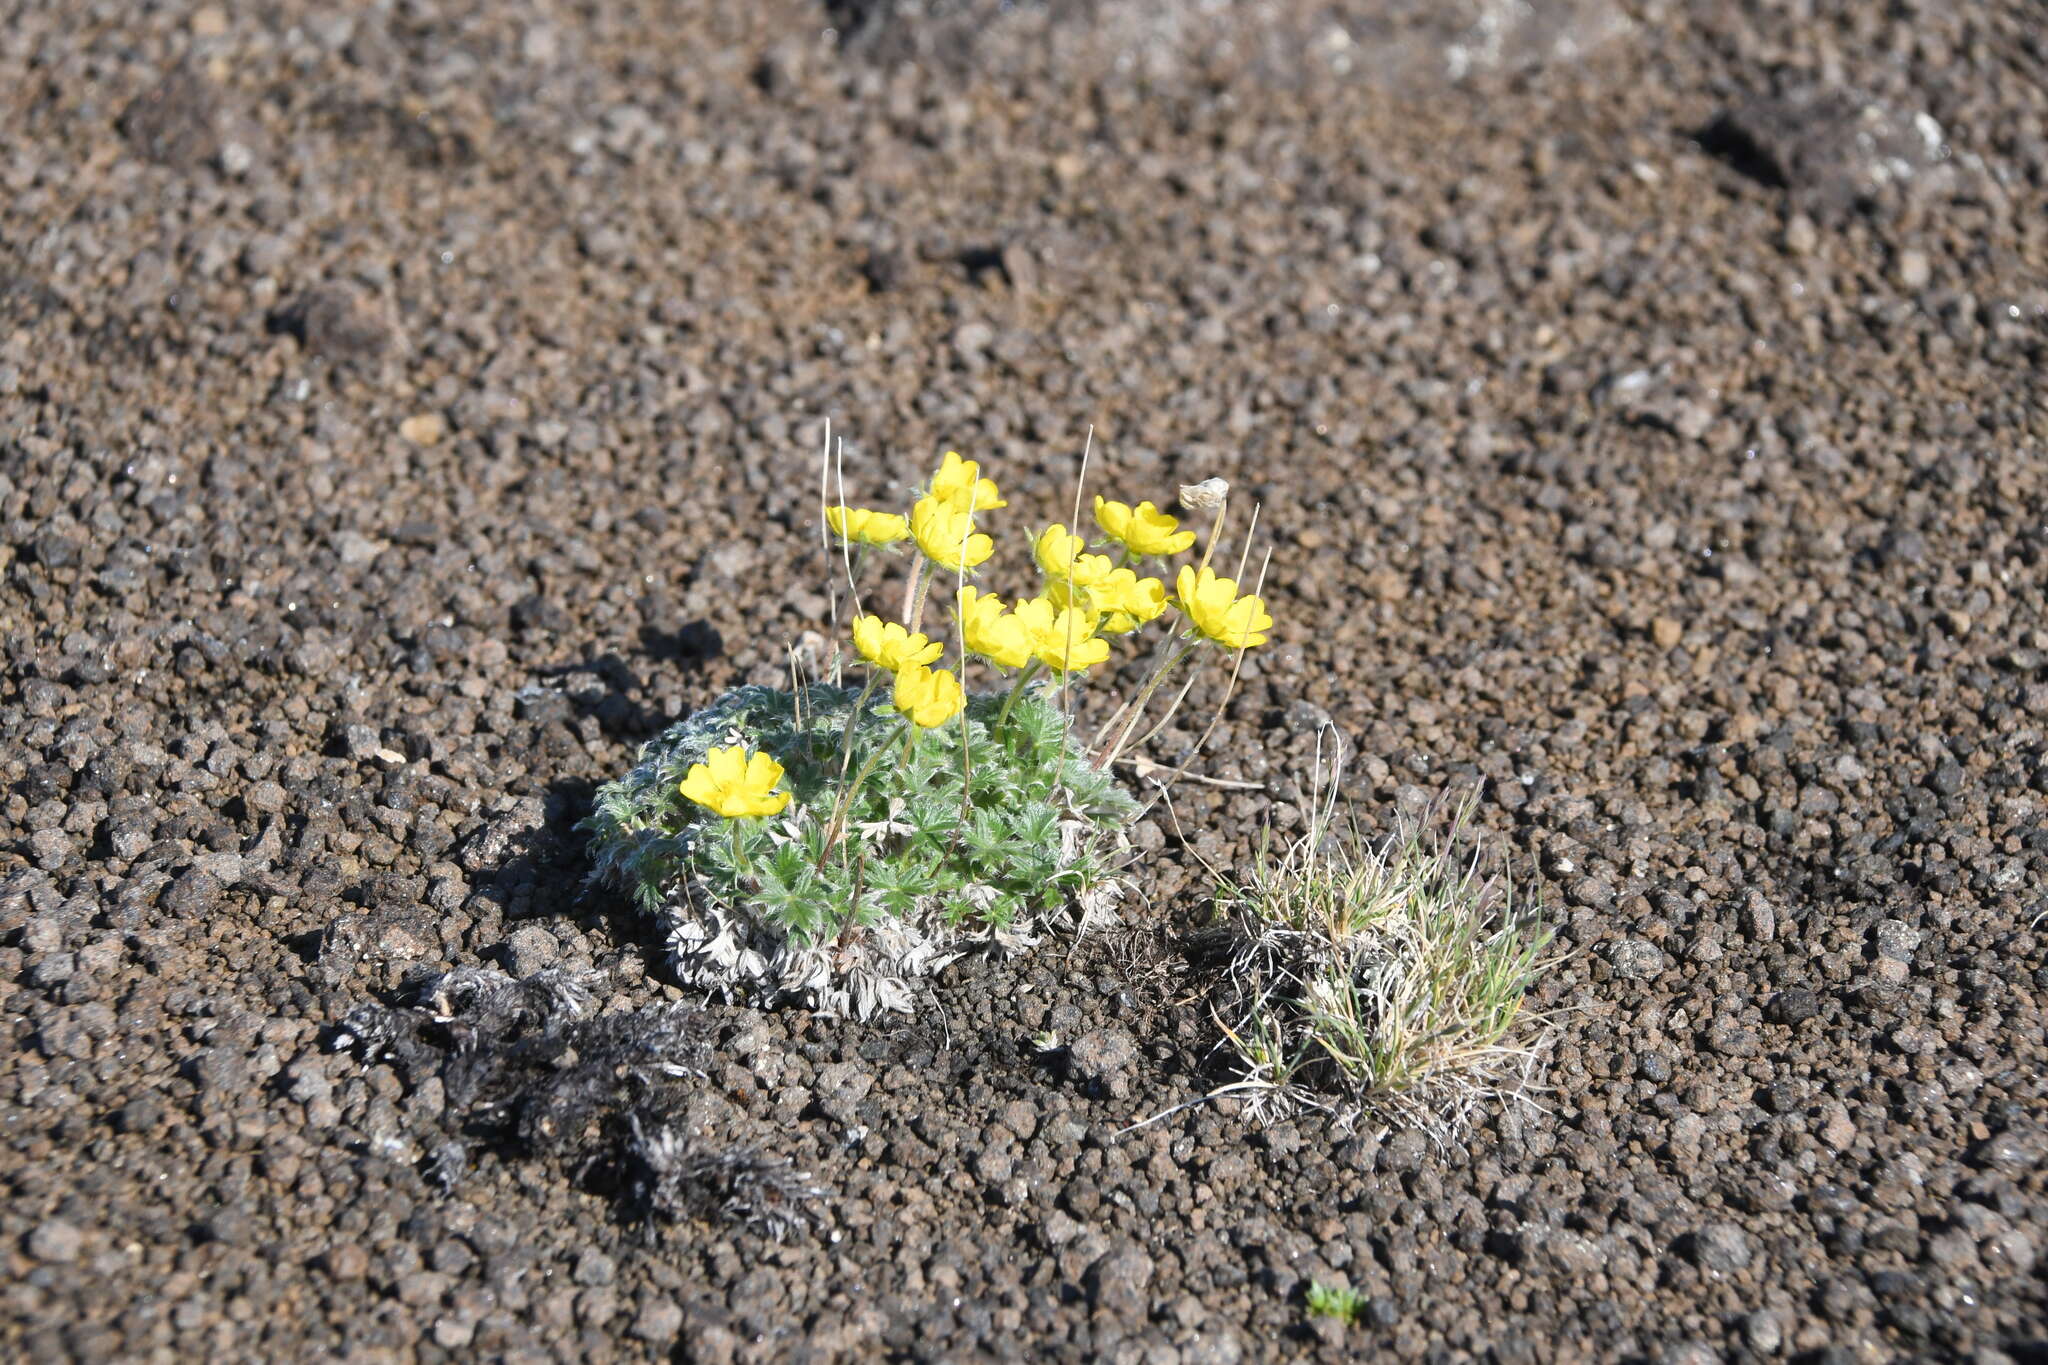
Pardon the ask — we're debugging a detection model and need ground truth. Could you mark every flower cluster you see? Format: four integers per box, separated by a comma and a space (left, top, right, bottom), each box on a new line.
593, 446, 1280, 1020
681, 452, 1272, 829
827, 450, 1270, 698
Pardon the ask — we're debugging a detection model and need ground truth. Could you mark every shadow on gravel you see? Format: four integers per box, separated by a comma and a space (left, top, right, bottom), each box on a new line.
455, 783, 588, 920
519, 616, 723, 748
637, 618, 724, 672
1692, 114, 1792, 190
312, 628, 839, 1235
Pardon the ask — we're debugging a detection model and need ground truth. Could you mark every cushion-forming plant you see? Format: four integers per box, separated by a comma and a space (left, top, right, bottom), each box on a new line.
586, 449, 1273, 1018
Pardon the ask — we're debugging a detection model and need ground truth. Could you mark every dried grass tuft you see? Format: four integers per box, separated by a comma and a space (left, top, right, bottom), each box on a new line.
1202, 734, 1557, 1138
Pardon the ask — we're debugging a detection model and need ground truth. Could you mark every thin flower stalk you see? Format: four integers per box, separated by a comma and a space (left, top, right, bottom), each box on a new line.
994, 658, 1045, 737
1182, 545, 1273, 762
1094, 641, 1198, 771
817, 716, 911, 868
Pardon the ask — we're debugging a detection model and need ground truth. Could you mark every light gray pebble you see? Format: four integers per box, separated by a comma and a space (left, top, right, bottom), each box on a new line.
1875, 918, 1922, 960
1743, 1308, 1783, 1355
1739, 889, 1776, 941
503, 925, 560, 976
27, 1219, 84, 1263
1691, 1222, 1753, 1274
1608, 939, 1665, 979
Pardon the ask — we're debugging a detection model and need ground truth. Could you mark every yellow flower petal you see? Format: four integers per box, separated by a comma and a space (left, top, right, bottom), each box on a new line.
1090, 568, 1168, 634
911, 496, 994, 573
679, 744, 791, 818
852, 614, 943, 673
678, 766, 720, 810
957, 587, 1035, 671
1032, 524, 1114, 588
826, 505, 909, 547
708, 744, 745, 788
1095, 496, 1196, 558
1017, 595, 1110, 673
745, 750, 785, 792
893, 663, 965, 728
1174, 565, 1273, 649
929, 450, 1006, 513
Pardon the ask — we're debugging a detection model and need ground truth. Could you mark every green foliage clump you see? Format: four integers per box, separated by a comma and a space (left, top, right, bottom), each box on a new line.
583, 682, 1134, 951
1305, 1281, 1368, 1326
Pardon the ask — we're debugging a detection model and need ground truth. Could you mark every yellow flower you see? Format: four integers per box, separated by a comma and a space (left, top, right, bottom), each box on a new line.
852, 614, 943, 674
1016, 595, 1111, 673
1094, 496, 1195, 558
894, 663, 965, 728
956, 587, 1034, 671
1041, 578, 1103, 631
928, 450, 1006, 513
1045, 569, 1164, 636
911, 495, 995, 573
679, 745, 791, 819
1175, 565, 1273, 649
825, 505, 909, 547
1031, 524, 1114, 588
1088, 568, 1168, 634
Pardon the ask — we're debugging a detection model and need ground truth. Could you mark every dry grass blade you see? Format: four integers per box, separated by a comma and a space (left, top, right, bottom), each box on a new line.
1204, 738, 1557, 1137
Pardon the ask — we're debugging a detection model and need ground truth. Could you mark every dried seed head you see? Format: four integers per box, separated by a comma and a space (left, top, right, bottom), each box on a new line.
1179, 478, 1229, 512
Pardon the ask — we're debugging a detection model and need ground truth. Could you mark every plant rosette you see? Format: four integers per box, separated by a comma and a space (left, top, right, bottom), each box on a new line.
584, 448, 1270, 1019
584, 683, 1135, 1018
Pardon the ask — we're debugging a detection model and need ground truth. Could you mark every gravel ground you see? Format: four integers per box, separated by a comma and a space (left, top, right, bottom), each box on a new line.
4, 0, 2047, 1360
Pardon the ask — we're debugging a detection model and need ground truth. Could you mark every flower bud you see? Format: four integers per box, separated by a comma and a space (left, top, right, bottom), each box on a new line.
1178, 477, 1229, 512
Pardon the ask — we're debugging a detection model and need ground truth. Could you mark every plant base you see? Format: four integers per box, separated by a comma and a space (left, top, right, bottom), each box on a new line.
584, 684, 1133, 1019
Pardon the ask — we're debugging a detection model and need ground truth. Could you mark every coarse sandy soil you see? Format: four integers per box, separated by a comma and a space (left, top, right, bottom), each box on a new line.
4, 0, 2048, 1361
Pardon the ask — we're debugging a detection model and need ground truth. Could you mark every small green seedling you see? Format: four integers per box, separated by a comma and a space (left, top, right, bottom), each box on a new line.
1305, 1281, 1367, 1326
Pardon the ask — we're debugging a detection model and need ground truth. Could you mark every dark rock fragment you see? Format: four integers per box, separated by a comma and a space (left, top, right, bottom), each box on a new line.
1766, 987, 1819, 1025
28, 529, 80, 568
270, 286, 396, 363
160, 867, 224, 918
1379, 1130, 1427, 1173
1874, 918, 1922, 961
812, 1061, 874, 1125
861, 246, 908, 293
1066, 1027, 1137, 1097
1687, 1222, 1753, 1274
187, 1045, 253, 1095
1970, 1129, 2041, 1170
458, 796, 550, 875
1085, 1244, 1154, 1318
118, 69, 224, 168
510, 594, 571, 635
501, 925, 560, 977
1607, 938, 1665, 979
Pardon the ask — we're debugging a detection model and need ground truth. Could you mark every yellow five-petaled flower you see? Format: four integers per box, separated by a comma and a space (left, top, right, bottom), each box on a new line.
912, 495, 994, 573
1094, 496, 1196, 558
956, 587, 1035, 671
679, 745, 791, 819
1015, 596, 1110, 673
1032, 523, 1114, 588
852, 615, 944, 673
894, 663, 965, 728
825, 505, 909, 547
1175, 565, 1272, 650
1087, 567, 1169, 635
928, 450, 1006, 514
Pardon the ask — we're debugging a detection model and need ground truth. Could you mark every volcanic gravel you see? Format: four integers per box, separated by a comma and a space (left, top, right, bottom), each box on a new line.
4, 0, 2048, 1361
